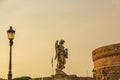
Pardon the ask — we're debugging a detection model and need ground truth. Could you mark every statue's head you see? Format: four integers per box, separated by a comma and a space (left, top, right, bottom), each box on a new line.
59, 40, 65, 44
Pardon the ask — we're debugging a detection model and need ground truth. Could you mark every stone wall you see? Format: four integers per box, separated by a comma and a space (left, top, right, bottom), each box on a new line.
32, 75, 93, 80
92, 43, 120, 80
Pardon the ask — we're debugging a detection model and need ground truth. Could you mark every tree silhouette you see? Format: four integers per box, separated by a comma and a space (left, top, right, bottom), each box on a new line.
13, 76, 31, 80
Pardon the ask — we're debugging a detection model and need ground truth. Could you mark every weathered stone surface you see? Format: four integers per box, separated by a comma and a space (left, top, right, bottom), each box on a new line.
52, 74, 69, 80
32, 75, 93, 80
52, 70, 70, 80
92, 43, 120, 80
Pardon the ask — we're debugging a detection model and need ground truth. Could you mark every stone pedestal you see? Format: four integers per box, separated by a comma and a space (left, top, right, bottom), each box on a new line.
52, 74, 69, 80
52, 70, 70, 80
52, 75, 70, 80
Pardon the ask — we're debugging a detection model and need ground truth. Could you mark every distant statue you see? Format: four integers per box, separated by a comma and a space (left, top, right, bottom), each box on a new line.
54, 40, 68, 71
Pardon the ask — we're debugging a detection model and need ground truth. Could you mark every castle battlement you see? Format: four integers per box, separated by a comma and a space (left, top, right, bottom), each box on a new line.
92, 43, 120, 80
92, 43, 120, 61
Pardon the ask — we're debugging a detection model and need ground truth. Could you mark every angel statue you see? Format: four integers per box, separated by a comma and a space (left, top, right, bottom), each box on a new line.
54, 40, 68, 72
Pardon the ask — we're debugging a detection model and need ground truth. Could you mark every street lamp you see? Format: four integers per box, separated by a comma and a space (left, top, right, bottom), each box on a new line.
7, 26, 15, 80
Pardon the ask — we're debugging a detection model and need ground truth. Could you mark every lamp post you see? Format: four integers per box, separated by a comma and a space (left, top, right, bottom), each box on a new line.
7, 26, 15, 80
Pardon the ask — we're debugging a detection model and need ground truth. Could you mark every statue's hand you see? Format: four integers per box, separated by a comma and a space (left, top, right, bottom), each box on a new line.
65, 48, 68, 51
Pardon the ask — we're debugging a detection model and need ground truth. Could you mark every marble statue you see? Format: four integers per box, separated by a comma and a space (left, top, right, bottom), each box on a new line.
54, 40, 68, 72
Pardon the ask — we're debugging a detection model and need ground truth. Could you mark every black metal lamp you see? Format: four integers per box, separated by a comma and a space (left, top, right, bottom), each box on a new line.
7, 26, 15, 40
7, 26, 15, 80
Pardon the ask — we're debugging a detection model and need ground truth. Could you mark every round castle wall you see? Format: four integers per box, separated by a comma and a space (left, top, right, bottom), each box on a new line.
92, 43, 120, 80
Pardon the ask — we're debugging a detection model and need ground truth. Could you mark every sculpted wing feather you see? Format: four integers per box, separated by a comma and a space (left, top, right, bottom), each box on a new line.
55, 40, 59, 60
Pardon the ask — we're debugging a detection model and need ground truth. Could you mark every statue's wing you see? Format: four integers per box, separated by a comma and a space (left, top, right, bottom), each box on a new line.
55, 40, 59, 60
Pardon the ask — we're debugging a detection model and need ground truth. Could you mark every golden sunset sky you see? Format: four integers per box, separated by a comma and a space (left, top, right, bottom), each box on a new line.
0, 0, 120, 79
